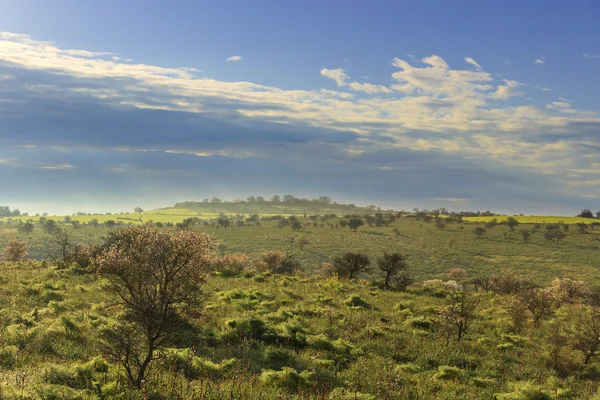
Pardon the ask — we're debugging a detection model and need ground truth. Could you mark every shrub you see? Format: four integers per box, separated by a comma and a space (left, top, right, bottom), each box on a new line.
211, 253, 249, 276
255, 251, 299, 274
0, 345, 19, 369
332, 253, 370, 279
473, 227, 487, 238
259, 367, 313, 391
405, 316, 435, 331
344, 295, 369, 309
2, 240, 28, 262
263, 347, 295, 369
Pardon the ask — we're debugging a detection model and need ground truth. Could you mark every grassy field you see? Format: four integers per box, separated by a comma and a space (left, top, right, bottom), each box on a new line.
463, 215, 595, 225
2, 210, 600, 398
2, 213, 600, 285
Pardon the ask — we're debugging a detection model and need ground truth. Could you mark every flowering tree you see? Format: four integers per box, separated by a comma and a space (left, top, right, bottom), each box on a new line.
2, 240, 28, 262
96, 223, 217, 388
438, 290, 479, 342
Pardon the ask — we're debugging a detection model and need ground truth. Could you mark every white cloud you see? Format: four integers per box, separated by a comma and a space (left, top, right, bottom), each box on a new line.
535, 58, 545, 64
321, 68, 390, 93
464, 57, 482, 70
320, 68, 349, 87
583, 53, 599, 59
434, 197, 468, 204
493, 79, 522, 99
0, 31, 599, 193
226, 55, 242, 62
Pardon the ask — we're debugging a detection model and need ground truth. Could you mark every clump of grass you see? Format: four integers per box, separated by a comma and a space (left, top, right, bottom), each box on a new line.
494, 381, 552, 399
259, 367, 313, 391
328, 387, 376, 399
0, 345, 19, 369
433, 365, 463, 380
404, 316, 435, 331
344, 294, 369, 309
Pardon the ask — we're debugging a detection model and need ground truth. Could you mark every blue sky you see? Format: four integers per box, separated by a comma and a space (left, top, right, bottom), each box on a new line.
0, 0, 599, 215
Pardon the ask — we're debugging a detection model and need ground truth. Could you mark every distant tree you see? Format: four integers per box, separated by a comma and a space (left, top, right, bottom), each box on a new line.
71, 220, 81, 229
521, 230, 531, 243
282, 194, 296, 203
362, 215, 374, 227
347, 218, 364, 232
318, 196, 332, 204
596, 211, 600, 219
333, 253, 371, 279
271, 195, 281, 203
246, 196, 256, 203
434, 219, 447, 230
89, 219, 99, 228
578, 209, 595, 219
96, 224, 216, 388
290, 220, 302, 231
339, 220, 348, 229
42, 219, 60, 235
17, 220, 34, 235
473, 227, 486, 238
2, 240, 28, 262
377, 252, 410, 290
210, 197, 222, 204
63, 216, 72, 224
505, 217, 519, 231
134, 206, 143, 213
217, 218, 231, 229
51, 229, 74, 269
576, 222, 589, 234
544, 225, 566, 243
256, 196, 265, 202
105, 220, 118, 228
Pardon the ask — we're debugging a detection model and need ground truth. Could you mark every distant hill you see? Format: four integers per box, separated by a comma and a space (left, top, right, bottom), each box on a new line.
172, 196, 393, 215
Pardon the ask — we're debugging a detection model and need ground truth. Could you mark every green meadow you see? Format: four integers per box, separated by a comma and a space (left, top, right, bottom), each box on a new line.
2, 205, 600, 399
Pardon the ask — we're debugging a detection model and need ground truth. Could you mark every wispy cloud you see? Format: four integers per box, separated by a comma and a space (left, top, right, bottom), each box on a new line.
583, 53, 599, 59
535, 57, 546, 64
226, 55, 242, 62
464, 57, 482, 70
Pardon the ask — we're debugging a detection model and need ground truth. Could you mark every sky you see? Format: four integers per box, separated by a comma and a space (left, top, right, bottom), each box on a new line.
0, 0, 599, 215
